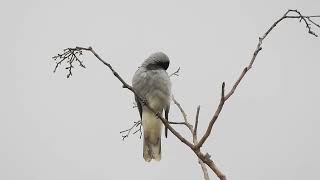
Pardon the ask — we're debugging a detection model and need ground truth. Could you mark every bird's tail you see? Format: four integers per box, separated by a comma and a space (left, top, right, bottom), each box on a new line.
142, 108, 162, 162
143, 136, 161, 162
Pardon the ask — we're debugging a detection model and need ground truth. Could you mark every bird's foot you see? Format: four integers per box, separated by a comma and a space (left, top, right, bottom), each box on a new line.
140, 98, 149, 106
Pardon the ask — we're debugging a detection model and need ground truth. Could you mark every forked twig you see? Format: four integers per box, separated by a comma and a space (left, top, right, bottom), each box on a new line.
53, 48, 86, 78
120, 121, 142, 140
170, 67, 180, 77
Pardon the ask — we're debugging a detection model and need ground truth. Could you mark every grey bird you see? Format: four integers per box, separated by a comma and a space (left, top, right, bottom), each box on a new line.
132, 52, 171, 162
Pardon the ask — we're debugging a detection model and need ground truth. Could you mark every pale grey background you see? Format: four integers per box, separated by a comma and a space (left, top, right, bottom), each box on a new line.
1, 0, 320, 179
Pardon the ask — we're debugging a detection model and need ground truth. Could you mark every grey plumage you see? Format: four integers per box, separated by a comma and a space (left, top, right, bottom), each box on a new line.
132, 52, 171, 162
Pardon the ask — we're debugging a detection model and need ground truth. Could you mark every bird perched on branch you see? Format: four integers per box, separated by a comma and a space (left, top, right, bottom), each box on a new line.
132, 52, 171, 162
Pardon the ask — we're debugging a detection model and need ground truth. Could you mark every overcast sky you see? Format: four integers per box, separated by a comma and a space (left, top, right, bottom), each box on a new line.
1, 0, 320, 179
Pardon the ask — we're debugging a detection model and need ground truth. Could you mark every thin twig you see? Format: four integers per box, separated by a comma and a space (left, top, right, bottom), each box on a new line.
120, 121, 142, 140
172, 96, 193, 132
169, 67, 180, 77
169, 121, 187, 125
52, 48, 86, 78
307, 17, 320, 28
193, 106, 210, 180
194, 105, 200, 136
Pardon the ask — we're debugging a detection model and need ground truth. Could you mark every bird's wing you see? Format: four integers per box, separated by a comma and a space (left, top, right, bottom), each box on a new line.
165, 105, 170, 138
135, 95, 143, 120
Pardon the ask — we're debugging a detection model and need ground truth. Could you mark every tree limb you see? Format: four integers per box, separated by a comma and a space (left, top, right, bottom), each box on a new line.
194, 9, 320, 151
52, 9, 319, 180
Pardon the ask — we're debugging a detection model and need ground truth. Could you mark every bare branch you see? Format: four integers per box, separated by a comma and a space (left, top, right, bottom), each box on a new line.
169, 67, 180, 77
172, 97, 212, 180
172, 96, 193, 132
171, 98, 225, 180
194, 105, 200, 136
169, 121, 187, 125
195, 9, 320, 151
120, 121, 142, 140
284, 9, 319, 37
225, 10, 320, 101
52, 9, 320, 180
306, 17, 320, 28
193, 106, 211, 180
195, 151, 226, 180
52, 48, 86, 78
198, 158, 210, 180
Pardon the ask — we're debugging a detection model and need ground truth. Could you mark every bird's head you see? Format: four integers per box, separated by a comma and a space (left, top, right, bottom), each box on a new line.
142, 52, 170, 70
